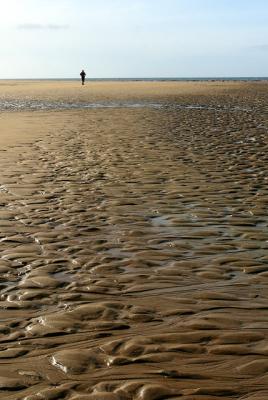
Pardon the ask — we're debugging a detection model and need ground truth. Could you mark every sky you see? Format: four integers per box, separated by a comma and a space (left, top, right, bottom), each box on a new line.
1, 0, 268, 78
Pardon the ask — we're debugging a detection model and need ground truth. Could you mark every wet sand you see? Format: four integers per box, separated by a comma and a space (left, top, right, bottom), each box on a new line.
0, 81, 268, 400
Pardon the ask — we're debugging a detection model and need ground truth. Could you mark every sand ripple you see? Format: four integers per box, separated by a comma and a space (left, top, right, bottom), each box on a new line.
0, 84, 268, 399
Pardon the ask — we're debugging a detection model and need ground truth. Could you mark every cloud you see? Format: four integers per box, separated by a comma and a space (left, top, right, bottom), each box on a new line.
250, 44, 268, 51
18, 23, 69, 30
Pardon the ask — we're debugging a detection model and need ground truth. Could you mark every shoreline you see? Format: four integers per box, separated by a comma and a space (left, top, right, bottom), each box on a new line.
1, 77, 268, 81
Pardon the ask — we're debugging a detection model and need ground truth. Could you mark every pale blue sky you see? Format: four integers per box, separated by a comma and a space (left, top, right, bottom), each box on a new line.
1, 0, 268, 78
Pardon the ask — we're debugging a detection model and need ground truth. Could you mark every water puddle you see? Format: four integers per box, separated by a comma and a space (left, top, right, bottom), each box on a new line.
0, 99, 253, 112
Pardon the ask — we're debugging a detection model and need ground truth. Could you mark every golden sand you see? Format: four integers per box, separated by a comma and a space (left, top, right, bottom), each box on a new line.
0, 81, 268, 399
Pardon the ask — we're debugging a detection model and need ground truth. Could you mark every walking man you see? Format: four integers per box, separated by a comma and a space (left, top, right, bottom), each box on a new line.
80, 69, 86, 85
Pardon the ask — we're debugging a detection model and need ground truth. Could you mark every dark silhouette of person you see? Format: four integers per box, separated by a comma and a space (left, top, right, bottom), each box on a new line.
80, 69, 86, 85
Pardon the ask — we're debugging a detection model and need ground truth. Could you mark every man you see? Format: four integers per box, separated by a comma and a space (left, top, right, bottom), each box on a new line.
80, 69, 86, 85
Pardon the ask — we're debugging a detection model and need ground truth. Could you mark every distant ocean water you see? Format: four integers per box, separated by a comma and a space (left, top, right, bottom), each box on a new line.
77, 77, 268, 81
1, 77, 268, 82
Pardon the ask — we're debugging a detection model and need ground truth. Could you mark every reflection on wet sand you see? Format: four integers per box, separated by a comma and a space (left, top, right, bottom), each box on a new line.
0, 81, 268, 399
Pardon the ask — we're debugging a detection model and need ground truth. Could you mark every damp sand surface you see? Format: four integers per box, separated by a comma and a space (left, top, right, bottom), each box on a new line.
0, 81, 268, 400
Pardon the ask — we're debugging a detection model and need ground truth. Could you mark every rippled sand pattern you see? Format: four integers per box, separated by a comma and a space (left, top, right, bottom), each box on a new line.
0, 82, 268, 400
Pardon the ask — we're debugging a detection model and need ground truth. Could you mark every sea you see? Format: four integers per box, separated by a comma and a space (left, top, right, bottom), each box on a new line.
1, 77, 268, 82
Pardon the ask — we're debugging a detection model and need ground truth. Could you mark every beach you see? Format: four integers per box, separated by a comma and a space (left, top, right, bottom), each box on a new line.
0, 80, 268, 400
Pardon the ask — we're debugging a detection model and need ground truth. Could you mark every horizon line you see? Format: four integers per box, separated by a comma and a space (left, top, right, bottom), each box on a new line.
1, 76, 268, 80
